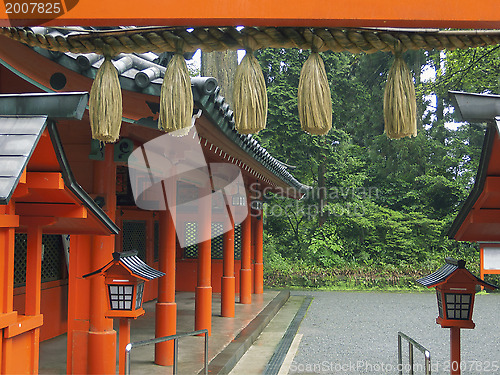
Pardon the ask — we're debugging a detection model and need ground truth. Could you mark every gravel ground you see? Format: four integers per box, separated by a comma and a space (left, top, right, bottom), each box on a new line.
288, 290, 500, 374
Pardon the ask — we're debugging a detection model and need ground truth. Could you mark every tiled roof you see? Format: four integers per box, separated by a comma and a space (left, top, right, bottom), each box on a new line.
29, 27, 311, 193
0, 115, 47, 204
0, 92, 119, 234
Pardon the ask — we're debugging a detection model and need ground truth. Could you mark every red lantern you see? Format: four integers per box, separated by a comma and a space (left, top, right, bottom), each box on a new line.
84, 250, 165, 319
417, 258, 497, 374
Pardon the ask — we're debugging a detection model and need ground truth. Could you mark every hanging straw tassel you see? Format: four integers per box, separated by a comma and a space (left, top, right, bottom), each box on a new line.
159, 51, 193, 136
89, 55, 123, 143
233, 39, 267, 134
383, 43, 417, 139
298, 44, 332, 135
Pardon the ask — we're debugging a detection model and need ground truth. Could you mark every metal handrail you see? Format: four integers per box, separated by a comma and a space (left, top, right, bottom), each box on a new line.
398, 332, 431, 375
124, 329, 209, 375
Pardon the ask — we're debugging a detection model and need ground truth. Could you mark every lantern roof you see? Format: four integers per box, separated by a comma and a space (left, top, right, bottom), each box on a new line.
83, 250, 165, 281
416, 257, 497, 290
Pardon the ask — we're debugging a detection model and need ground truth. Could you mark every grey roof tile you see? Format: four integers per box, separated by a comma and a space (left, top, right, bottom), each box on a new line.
0, 115, 47, 204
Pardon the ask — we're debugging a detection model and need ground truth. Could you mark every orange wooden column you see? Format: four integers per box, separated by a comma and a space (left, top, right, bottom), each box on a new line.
195, 191, 212, 335
239, 212, 252, 304
25, 223, 43, 374
87, 144, 117, 375
253, 211, 264, 295
0, 202, 18, 373
221, 211, 235, 317
155, 181, 177, 365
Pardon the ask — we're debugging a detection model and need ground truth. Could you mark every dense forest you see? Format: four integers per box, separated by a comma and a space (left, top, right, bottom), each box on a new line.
247, 46, 500, 289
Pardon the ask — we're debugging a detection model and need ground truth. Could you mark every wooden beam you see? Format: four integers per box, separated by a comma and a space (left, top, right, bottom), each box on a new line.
485, 176, 500, 194
15, 203, 87, 219
26, 172, 64, 190
1, 0, 499, 28
470, 209, 500, 224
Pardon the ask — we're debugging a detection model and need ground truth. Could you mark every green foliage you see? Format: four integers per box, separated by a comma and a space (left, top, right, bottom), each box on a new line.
256, 46, 491, 289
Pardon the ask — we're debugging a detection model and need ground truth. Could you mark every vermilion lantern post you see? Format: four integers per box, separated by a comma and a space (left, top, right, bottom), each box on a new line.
417, 258, 497, 375
84, 250, 165, 374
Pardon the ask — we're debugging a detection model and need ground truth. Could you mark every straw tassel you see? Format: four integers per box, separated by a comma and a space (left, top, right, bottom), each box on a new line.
383, 44, 417, 139
89, 55, 123, 143
159, 52, 193, 136
298, 49, 332, 135
233, 41, 267, 134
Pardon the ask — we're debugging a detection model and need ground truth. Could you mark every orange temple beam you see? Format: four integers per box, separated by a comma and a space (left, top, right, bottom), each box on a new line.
1, 0, 499, 28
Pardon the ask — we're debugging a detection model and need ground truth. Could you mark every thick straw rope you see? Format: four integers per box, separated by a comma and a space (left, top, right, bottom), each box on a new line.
1, 27, 499, 56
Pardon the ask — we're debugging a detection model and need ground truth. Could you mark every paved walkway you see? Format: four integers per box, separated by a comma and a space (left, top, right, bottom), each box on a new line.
38, 290, 500, 374
287, 291, 500, 375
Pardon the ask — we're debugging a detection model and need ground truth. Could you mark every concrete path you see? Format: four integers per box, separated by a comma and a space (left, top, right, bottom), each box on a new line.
287, 291, 500, 375
229, 296, 307, 375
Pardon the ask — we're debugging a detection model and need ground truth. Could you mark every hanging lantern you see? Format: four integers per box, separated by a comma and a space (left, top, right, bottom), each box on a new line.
233, 42, 267, 134
383, 43, 417, 139
89, 56, 123, 143
298, 51, 332, 135
159, 52, 194, 136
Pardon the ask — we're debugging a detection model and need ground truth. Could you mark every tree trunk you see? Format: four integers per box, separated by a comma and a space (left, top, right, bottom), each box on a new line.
201, 51, 238, 107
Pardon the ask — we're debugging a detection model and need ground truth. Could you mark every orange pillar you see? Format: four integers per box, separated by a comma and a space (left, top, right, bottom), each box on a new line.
155, 182, 177, 365
450, 327, 461, 375
195, 191, 212, 335
253, 212, 264, 295
221, 211, 235, 317
25, 224, 43, 374
0, 202, 17, 373
118, 318, 131, 375
87, 144, 117, 375
479, 247, 485, 291
240, 212, 252, 304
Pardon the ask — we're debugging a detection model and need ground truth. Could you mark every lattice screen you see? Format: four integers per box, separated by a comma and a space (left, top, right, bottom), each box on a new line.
183, 222, 198, 258
211, 223, 224, 259
122, 220, 147, 261
14, 234, 65, 287
234, 224, 241, 260
183, 222, 241, 260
